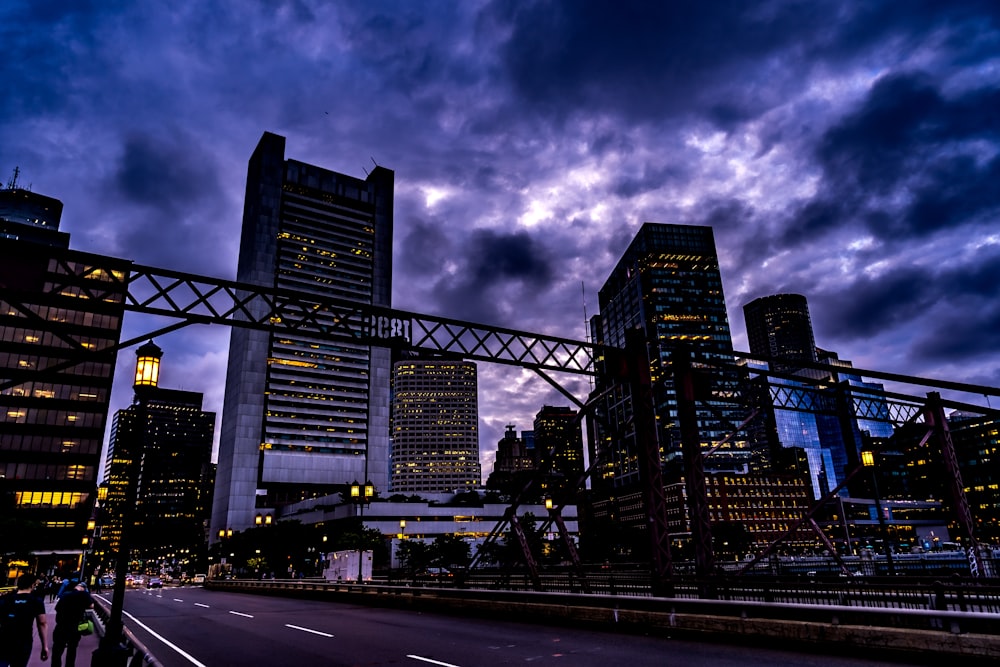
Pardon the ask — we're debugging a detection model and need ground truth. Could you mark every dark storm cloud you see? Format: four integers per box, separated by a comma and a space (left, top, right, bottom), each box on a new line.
813, 243, 1000, 361
491, 0, 1000, 129
427, 229, 555, 325
914, 303, 1000, 362
798, 72, 1000, 243
112, 132, 220, 213
397, 218, 452, 277
0, 2, 120, 121
813, 266, 936, 339
610, 162, 690, 199
493, 0, 821, 125
102, 129, 229, 272
910, 247, 1000, 361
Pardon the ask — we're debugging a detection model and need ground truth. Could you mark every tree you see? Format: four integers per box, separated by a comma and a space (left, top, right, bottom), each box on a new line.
431, 534, 471, 569
396, 540, 431, 572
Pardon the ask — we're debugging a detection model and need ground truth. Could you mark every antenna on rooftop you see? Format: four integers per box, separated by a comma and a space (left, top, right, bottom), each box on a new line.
371, 156, 379, 168
6, 166, 20, 190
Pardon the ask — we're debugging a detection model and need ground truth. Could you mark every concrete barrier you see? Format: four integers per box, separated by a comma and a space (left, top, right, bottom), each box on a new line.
207, 579, 1000, 664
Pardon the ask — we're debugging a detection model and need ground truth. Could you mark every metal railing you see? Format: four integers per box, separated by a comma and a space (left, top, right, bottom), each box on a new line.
90, 596, 164, 667
206, 576, 1000, 644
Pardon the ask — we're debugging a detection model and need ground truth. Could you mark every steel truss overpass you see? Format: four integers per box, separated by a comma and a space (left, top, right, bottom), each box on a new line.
4, 257, 1000, 591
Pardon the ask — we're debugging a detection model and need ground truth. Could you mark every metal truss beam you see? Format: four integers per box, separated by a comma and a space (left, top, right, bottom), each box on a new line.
124, 264, 596, 376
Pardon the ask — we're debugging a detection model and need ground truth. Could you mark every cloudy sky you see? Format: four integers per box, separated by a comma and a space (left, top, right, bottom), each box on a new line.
3, 1, 999, 479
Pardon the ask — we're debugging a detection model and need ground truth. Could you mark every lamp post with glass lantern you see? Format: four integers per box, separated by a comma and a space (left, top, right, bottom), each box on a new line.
349, 480, 374, 582
94, 342, 162, 666
861, 450, 896, 576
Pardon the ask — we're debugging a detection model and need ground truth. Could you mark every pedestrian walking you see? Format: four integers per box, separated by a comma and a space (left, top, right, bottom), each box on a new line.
0, 573, 49, 667
46, 577, 61, 604
51, 583, 93, 667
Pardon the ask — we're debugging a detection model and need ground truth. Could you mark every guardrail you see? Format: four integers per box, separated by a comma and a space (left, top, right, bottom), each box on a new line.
206, 577, 1000, 663
90, 596, 164, 667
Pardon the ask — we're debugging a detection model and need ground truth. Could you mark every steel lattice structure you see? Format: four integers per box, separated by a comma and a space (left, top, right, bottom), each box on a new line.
7, 258, 1000, 586
124, 263, 597, 376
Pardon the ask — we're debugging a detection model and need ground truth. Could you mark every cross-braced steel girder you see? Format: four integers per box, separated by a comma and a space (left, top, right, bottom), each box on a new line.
8, 254, 1000, 590
124, 264, 597, 376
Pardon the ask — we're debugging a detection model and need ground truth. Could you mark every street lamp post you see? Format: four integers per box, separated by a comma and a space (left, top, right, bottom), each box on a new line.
349, 480, 374, 583
861, 450, 896, 576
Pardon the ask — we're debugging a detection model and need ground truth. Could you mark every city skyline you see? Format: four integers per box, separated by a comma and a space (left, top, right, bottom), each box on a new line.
2, 2, 998, 479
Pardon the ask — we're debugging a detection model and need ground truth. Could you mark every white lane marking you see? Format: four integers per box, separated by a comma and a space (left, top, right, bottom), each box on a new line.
229, 610, 254, 618
285, 623, 334, 638
194, 603, 210, 608
407, 656, 462, 667
120, 609, 208, 667
173, 598, 184, 602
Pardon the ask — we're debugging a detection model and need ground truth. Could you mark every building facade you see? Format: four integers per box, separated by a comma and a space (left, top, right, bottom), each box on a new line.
743, 293, 817, 367
0, 169, 67, 247
589, 223, 748, 493
390, 357, 481, 493
0, 179, 127, 580
947, 413, 999, 544
742, 294, 894, 501
101, 342, 215, 572
212, 132, 394, 539
533, 405, 584, 483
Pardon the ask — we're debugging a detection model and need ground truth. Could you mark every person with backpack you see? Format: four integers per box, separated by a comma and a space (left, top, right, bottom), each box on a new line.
0, 573, 49, 667
51, 582, 93, 667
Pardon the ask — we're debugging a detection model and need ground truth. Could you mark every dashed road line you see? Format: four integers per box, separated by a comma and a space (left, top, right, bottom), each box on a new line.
407, 655, 462, 667
194, 602, 210, 608
228, 610, 254, 618
285, 623, 334, 638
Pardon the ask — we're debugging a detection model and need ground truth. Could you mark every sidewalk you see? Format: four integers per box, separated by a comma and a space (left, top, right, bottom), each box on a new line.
27, 597, 101, 667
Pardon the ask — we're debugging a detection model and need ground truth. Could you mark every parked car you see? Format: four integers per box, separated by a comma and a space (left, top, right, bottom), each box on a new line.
146, 577, 163, 588
191, 574, 207, 584
424, 567, 453, 578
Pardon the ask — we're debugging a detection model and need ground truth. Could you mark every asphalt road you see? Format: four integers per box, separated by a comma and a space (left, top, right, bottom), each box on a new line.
98, 586, 924, 667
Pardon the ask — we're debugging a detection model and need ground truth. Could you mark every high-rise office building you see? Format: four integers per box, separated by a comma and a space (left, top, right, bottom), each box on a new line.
0, 176, 127, 576
533, 405, 584, 482
742, 295, 893, 501
743, 294, 817, 366
390, 356, 480, 493
0, 168, 67, 247
102, 342, 215, 569
589, 222, 748, 493
211, 132, 394, 538
492, 425, 535, 477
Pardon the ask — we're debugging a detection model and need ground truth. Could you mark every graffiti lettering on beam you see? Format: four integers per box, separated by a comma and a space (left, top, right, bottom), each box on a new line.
368, 315, 411, 343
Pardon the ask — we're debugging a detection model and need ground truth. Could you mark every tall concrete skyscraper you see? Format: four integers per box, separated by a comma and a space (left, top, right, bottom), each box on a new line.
390, 356, 480, 493
211, 133, 394, 538
589, 223, 748, 492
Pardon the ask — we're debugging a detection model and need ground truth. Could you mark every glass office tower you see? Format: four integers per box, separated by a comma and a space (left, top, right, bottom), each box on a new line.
211, 132, 394, 538
533, 405, 584, 482
103, 342, 215, 569
743, 294, 817, 366
742, 294, 894, 500
589, 223, 748, 491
